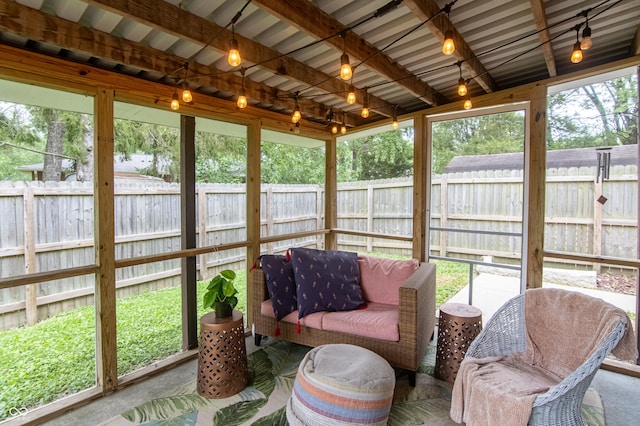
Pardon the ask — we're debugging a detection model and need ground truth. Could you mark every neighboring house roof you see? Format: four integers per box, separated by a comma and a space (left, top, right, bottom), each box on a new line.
444, 145, 638, 173
17, 153, 170, 177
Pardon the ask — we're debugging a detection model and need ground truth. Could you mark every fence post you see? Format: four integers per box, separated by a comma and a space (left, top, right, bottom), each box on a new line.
439, 175, 448, 256
266, 187, 273, 253
198, 185, 207, 280
23, 184, 37, 325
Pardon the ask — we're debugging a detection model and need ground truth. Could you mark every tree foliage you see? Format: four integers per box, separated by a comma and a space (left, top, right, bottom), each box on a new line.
337, 129, 414, 181
0, 73, 637, 182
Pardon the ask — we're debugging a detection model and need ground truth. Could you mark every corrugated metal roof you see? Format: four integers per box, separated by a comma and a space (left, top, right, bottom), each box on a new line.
0, 0, 638, 127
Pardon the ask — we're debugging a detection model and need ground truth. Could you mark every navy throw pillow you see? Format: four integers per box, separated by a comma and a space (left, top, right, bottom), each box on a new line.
289, 247, 365, 319
260, 254, 297, 321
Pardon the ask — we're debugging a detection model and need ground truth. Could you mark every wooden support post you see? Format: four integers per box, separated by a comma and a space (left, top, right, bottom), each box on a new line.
23, 185, 37, 325
180, 115, 197, 351
94, 87, 117, 392
526, 84, 547, 289
246, 121, 262, 326
413, 113, 428, 261
324, 136, 337, 250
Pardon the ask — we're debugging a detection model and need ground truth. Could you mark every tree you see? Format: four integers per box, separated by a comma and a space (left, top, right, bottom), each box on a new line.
431, 111, 525, 173
0, 103, 42, 180
547, 75, 638, 149
27, 106, 86, 181
337, 128, 414, 182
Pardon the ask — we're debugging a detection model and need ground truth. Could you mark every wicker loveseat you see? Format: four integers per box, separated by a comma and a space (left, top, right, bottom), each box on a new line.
250, 253, 436, 383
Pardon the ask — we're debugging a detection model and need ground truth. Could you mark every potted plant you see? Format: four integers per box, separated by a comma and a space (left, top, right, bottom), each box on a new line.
203, 269, 238, 318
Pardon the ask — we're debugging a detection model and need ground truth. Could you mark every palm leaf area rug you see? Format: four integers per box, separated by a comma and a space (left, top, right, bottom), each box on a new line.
104, 340, 604, 426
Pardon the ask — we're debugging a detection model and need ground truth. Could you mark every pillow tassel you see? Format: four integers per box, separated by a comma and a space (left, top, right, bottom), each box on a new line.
296, 320, 301, 334
274, 323, 280, 336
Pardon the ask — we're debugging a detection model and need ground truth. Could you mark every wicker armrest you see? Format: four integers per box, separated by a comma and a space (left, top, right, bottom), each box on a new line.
466, 293, 526, 358
399, 263, 437, 360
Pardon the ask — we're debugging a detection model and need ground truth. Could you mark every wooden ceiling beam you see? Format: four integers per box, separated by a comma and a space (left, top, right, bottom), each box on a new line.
0, 0, 362, 127
252, 0, 447, 106
404, 0, 497, 93
529, 0, 557, 77
83, 0, 393, 119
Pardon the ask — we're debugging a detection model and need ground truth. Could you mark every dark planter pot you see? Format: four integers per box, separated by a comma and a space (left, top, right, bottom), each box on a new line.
215, 301, 233, 318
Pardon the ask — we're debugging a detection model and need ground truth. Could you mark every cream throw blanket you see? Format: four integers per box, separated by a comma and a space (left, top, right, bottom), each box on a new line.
450, 288, 638, 426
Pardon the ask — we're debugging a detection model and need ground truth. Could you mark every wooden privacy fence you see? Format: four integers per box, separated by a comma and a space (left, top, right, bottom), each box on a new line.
0, 164, 637, 329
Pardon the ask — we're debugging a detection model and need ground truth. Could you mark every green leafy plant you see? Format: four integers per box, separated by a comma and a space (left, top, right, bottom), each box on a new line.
203, 269, 238, 317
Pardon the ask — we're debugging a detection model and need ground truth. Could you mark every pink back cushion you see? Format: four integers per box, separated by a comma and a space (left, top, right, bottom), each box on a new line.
357, 256, 419, 305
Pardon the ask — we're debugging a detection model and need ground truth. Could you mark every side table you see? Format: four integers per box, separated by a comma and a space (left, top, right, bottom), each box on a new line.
434, 303, 482, 384
197, 310, 248, 398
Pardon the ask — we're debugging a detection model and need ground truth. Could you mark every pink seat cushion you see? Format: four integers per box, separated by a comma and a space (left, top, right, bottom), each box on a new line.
260, 299, 325, 329
321, 303, 399, 342
357, 256, 419, 305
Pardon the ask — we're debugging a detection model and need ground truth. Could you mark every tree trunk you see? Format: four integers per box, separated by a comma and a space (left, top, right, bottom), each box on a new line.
76, 114, 94, 182
42, 110, 66, 181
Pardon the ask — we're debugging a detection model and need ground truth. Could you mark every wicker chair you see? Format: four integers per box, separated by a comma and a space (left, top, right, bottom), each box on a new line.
460, 289, 629, 426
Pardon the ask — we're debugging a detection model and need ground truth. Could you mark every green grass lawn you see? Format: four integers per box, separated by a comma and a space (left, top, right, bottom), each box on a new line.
0, 262, 464, 420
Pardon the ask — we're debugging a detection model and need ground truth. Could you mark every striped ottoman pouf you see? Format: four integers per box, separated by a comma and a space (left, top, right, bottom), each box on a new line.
286, 344, 395, 426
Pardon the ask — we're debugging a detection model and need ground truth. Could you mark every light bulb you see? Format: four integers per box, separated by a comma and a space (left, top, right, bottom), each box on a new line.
182, 88, 192, 103
340, 53, 352, 80
392, 119, 398, 130
361, 107, 369, 118
291, 106, 301, 124
442, 30, 455, 55
580, 26, 592, 50
457, 78, 467, 97
571, 41, 583, 64
463, 96, 472, 110
293, 122, 300, 134
341, 123, 347, 134
237, 88, 247, 109
331, 124, 338, 134
170, 92, 179, 111
347, 85, 356, 104
228, 38, 241, 67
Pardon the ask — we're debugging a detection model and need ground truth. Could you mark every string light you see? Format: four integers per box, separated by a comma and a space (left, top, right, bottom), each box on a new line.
237, 68, 247, 109
170, 91, 180, 111
340, 52, 353, 80
332, 124, 338, 134
341, 111, 347, 134
391, 106, 398, 129
463, 94, 472, 110
347, 85, 356, 104
181, 62, 192, 103
456, 62, 467, 97
228, 25, 241, 67
571, 27, 583, 64
581, 15, 592, 50
291, 95, 301, 123
442, 30, 455, 55
294, 122, 300, 134
361, 88, 369, 118
237, 87, 247, 108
